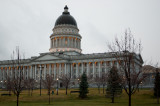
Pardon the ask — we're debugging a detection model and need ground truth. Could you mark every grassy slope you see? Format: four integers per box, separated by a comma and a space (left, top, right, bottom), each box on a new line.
0, 88, 159, 106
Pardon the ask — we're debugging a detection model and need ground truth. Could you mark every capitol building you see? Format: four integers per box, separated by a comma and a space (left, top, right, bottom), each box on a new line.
0, 6, 143, 87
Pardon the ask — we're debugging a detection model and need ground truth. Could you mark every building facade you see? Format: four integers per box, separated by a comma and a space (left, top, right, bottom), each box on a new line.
0, 6, 143, 88
142, 65, 160, 88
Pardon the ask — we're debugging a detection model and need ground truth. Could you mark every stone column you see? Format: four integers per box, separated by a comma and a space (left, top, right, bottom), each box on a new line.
52, 39, 55, 48
50, 39, 52, 48
77, 39, 79, 48
81, 63, 84, 74
22, 66, 24, 78
52, 39, 54, 48
10, 67, 12, 78
59, 64, 61, 76
110, 61, 113, 67
35, 65, 37, 80
71, 63, 73, 79
117, 61, 119, 69
30, 66, 32, 79
44, 64, 46, 80
71, 38, 73, 48
50, 64, 52, 75
3, 68, 5, 80
61, 38, 63, 47
63, 37, 65, 47
0, 68, 2, 80
59, 38, 61, 47
27, 66, 29, 79
62, 37, 63, 47
31, 66, 34, 79
49, 64, 51, 75
93, 62, 95, 78
98, 62, 101, 77
65, 63, 67, 75
77, 40, 79, 49
56, 38, 58, 47
2, 68, 4, 80
79, 40, 81, 49
75, 38, 76, 48
39, 65, 41, 80
54, 64, 56, 80
7, 68, 9, 79
76, 63, 78, 78
67, 37, 69, 47
67, 64, 70, 76
6, 67, 8, 79
14, 67, 16, 79
87, 63, 89, 76
52, 64, 54, 75
7, 67, 9, 77
104, 62, 107, 74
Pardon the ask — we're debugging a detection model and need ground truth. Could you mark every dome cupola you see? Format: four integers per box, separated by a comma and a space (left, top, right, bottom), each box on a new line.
49, 5, 82, 53
55, 5, 77, 27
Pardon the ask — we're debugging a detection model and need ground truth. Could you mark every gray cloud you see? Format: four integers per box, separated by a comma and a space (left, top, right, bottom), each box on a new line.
0, 0, 160, 64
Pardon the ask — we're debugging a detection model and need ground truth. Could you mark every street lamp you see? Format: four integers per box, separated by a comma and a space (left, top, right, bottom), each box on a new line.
141, 82, 143, 89
78, 79, 80, 87
0, 81, 2, 88
56, 78, 59, 95
38, 65, 44, 96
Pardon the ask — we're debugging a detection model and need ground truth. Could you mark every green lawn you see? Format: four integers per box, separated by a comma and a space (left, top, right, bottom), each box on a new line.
0, 88, 159, 106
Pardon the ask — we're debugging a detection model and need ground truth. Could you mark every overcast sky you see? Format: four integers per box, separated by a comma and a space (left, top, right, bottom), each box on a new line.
0, 0, 160, 64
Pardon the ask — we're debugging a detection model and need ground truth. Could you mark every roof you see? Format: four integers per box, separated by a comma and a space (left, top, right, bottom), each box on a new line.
142, 65, 160, 74
55, 5, 77, 27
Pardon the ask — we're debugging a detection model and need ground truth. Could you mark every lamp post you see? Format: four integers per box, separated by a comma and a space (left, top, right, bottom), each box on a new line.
56, 78, 59, 95
78, 79, 79, 87
39, 65, 44, 96
0, 81, 2, 88
141, 82, 143, 89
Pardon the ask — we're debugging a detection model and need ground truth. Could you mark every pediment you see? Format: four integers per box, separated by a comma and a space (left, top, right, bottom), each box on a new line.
34, 54, 61, 61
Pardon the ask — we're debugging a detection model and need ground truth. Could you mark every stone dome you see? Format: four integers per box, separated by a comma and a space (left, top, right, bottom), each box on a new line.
55, 5, 77, 27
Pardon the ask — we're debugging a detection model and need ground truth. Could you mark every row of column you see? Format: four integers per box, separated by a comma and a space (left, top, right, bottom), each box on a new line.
0, 61, 119, 81
51, 37, 81, 49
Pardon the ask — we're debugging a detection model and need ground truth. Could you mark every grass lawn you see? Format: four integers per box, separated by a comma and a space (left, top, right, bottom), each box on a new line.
0, 88, 159, 106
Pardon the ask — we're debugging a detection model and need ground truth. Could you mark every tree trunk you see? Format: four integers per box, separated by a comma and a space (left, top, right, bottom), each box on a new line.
129, 93, 131, 106
157, 90, 159, 104
128, 75, 131, 106
17, 95, 19, 106
28, 89, 30, 96
49, 93, 50, 104
31, 89, 33, 96
112, 93, 115, 103
66, 87, 68, 95
9, 90, 11, 96
98, 86, 100, 94
157, 96, 159, 104
103, 85, 104, 94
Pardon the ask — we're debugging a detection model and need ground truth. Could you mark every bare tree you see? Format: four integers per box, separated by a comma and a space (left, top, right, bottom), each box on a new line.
43, 74, 56, 104
59, 73, 71, 95
94, 76, 101, 94
24, 77, 35, 96
93, 74, 108, 94
101, 73, 108, 94
4, 76, 12, 95
87, 75, 94, 87
10, 47, 25, 106
107, 29, 145, 106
